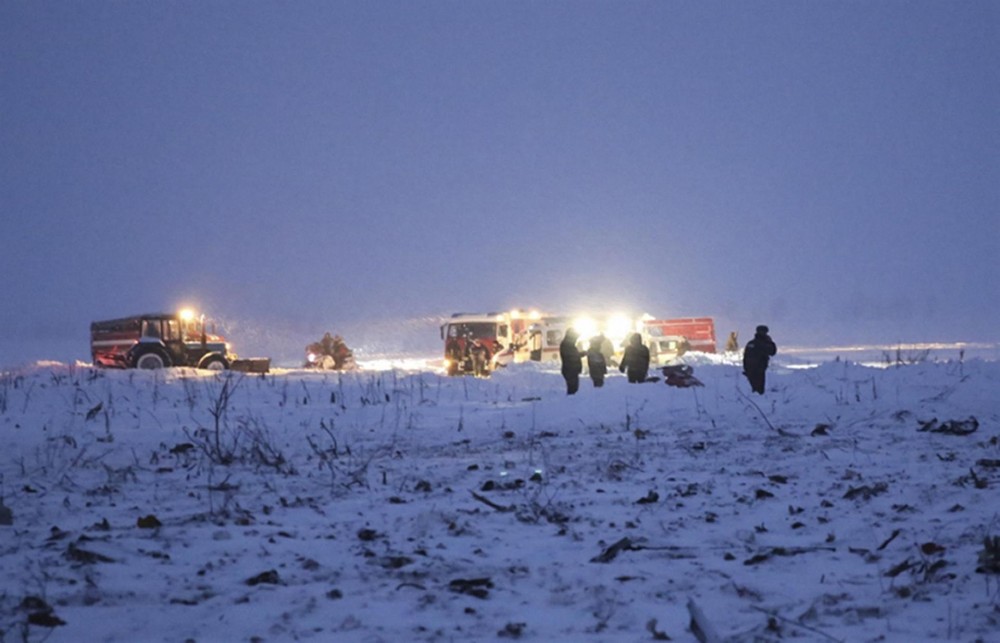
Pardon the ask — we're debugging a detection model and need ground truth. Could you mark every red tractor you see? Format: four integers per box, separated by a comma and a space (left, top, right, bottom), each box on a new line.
90, 310, 268, 372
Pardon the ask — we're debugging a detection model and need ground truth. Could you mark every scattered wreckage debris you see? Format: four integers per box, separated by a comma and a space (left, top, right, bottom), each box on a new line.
470, 491, 515, 513
646, 618, 671, 641
811, 423, 832, 436
590, 537, 698, 563
743, 545, 837, 566
304, 333, 356, 370
687, 598, 723, 643
977, 536, 1000, 574
688, 597, 845, 643
877, 528, 902, 551
65, 542, 115, 564
591, 537, 641, 563
917, 416, 978, 435
661, 364, 704, 388
843, 482, 889, 501
245, 569, 282, 586
21, 596, 66, 628
449, 577, 493, 599
136, 514, 162, 529
497, 622, 527, 638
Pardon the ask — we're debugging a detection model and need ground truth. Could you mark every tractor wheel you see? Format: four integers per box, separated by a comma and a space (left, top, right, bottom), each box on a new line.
135, 350, 168, 370
199, 355, 229, 371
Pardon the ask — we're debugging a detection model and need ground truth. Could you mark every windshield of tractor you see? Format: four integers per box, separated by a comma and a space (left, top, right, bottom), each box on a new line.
180, 317, 202, 342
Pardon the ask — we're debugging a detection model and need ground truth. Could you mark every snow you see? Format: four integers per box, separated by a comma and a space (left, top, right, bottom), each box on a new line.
1, 354, 999, 642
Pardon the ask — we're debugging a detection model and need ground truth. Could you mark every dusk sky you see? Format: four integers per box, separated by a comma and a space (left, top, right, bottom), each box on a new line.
2, 1, 997, 363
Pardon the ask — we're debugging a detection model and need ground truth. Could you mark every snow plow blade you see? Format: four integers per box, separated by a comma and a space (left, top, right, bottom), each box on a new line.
231, 358, 270, 373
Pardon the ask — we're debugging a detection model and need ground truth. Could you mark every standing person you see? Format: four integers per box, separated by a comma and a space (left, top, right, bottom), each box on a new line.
469, 339, 491, 378
619, 333, 651, 383
598, 332, 615, 366
586, 336, 607, 388
742, 325, 777, 394
725, 331, 740, 353
559, 328, 583, 395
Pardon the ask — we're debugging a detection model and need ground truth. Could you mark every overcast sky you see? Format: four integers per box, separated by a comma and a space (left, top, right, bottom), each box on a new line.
1, 1, 997, 363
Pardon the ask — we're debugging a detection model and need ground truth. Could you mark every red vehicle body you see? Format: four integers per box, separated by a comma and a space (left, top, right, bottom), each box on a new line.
441, 313, 515, 376
441, 310, 564, 375
442, 311, 717, 372
640, 317, 717, 364
91, 312, 234, 370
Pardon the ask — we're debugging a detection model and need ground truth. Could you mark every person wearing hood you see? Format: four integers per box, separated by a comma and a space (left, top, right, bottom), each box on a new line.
619, 333, 650, 383
560, 328, 583, 395
598, 333, 615, 367
743, 325, 777, 394
586, 336, 608, 388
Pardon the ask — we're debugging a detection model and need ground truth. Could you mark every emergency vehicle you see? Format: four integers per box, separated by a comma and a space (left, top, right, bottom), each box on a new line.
441, 311, 629, 372
91, 310, 244, 370
640, 317, 717, 364
441, 312, 520, 375
441, 311, 718, 373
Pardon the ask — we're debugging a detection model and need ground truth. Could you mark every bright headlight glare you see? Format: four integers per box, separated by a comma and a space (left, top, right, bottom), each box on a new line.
573, 316, 598, 340
607, 314, 633, 342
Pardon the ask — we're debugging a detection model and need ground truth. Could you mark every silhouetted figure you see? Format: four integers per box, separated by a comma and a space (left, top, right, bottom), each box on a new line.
743, 325, 777, 394
469, 338, 491, 378
619, 333, 651, 383
560, 328, 583, 395
586, 336, 607, 388
597, 333, 615, 366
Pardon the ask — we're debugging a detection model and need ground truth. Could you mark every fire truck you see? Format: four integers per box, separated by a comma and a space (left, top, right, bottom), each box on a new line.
441, 311, 718, 373
441, 312, 518, 375
440, 311, 623, 372
639, 317, 717, 364
90, 310, 266, 371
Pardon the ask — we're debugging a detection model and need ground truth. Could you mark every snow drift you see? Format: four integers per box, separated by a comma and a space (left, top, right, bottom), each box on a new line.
0, 356, 998, 641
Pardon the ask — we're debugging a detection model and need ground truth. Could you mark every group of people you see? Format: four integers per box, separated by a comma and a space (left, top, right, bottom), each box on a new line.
559, 325, 777, 395
445, 335, 495, 377
559, 330, 656, 394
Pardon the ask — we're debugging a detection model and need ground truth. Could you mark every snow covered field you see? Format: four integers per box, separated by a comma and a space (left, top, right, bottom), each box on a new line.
1, 355, 998, 642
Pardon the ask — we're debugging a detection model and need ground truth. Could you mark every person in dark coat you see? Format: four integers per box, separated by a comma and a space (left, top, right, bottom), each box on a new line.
469, 338, 491, 378
742, 325, 777, 394
586, 336, 607, 388
619, 333, 650, 383
597, 333, 615, 367
559, 328, 583, 395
